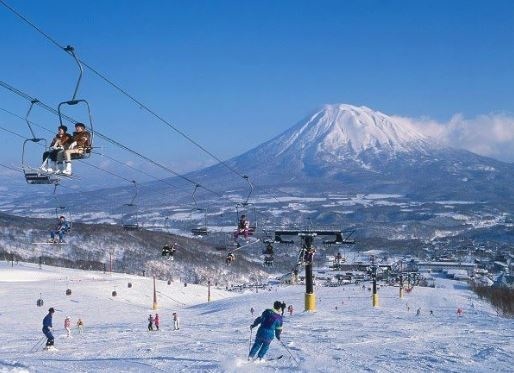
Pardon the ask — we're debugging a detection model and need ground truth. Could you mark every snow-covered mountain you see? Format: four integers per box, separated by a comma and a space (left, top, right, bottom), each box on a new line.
193, 104, 514, 201
269, 103, 430, 161
2, 104, 513, 251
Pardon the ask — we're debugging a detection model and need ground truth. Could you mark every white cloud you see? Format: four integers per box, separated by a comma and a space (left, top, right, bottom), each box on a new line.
392, 112, 514, 163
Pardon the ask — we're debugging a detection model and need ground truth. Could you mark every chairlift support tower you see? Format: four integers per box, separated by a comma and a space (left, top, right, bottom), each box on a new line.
274, 229, 354, 312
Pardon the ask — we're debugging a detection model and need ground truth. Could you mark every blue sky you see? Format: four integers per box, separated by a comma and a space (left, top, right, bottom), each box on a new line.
1, 0, 513, 190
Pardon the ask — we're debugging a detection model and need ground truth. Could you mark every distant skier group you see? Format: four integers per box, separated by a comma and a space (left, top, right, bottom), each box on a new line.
147, 312, 179, 331
41, 307, 85, 350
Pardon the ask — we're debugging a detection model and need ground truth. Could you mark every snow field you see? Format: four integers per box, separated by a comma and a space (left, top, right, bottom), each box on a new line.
0, 262, 512, 372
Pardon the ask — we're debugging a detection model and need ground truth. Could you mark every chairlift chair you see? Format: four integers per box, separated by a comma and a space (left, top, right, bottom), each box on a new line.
190, 184, 209, 236
121, 181, 140, 230
57, 46, 94, 160
21, 99, 60, 184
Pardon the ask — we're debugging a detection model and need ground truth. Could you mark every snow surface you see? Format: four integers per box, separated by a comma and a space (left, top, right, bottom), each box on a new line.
0, 262, 512, 372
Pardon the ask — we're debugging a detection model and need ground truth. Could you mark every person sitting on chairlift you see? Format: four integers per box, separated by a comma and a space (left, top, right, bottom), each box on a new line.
49, 215, 70, 243
162, 242, 177, 258
41, 125, 72, 173
226, 252, 235, 265
57, 122, 91, 176
234, 214, 250, 240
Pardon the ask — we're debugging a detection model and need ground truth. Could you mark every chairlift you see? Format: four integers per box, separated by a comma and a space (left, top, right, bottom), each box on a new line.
22, 99, 60, 184
57, 46, 94, 160
161, 242, 177, 260
121, 180, 139, 230
264, 255, 274, 267
53, 183, 72, 231
225, 252, 235, 265
190, 184, 209, 236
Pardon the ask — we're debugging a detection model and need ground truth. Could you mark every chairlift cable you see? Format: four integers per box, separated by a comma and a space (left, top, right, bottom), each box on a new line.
0, 81, 224, 197
0, 162, 23, 173
0, 0, 250, 183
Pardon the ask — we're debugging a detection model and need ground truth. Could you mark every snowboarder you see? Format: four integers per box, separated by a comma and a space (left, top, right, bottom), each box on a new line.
148, 314, 154, 331
248, 301, 283, 361
172, 312, 179, 330
77, 318, 84, 334
42, 307, 55, 349
154, 314, 160, 331
64, 316, 71, 337
49, 216, 70, 243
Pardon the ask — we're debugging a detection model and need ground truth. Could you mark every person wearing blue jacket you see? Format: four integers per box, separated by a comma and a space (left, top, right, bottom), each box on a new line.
42, 307, 55, 347
248, 301, 283, 361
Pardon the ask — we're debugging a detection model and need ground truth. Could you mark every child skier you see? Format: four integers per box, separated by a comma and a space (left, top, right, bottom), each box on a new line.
42, 307, 55, 349
77, 318, 84, 334
64, 316, 71, 337
148, 314, 154, 331
248, 301, 283, 361
154, 314, 160, 331
172, 312, 179, 330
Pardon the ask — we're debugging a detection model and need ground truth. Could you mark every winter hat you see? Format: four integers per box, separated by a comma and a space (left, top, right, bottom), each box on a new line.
48, 307, 55, 313
273, 301, 282, 310
75, 122, 86, 129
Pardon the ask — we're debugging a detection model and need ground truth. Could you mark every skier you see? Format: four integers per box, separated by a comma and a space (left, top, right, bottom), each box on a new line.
416, 308, 421, 316
154, 314, 160, 331
49, 216, 70, 244
42, 307, 55, 349
250, 307, 255, 316
248, 301, 283, 361
457, 307, 464, 317
64, 316, 71, 337
148, 314, 154, 331
280, 302, 286, 316
172, 312, 179, 330
288, 304, 294, 316
77, 318, 84, 334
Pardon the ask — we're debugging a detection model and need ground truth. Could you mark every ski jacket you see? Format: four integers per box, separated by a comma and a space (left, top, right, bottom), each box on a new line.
50, 133, 72, 149
154, 315, 160, 326
56, 220, 70, 233
251, 308, 283, 342
43, 313, 53, 329
64, 319, 71, 328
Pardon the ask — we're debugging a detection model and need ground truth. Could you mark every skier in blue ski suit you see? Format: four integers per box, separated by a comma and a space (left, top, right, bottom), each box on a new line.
42, 307, 55, 346
248, 301, 283, 360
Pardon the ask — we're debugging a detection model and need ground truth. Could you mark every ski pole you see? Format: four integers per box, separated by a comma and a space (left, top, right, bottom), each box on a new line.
248, 328, 253, 355
279, 339, 299, 366
30, 336, 46, 352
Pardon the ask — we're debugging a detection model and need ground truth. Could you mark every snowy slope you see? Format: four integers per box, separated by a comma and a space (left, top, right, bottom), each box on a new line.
0, 261, 512, 372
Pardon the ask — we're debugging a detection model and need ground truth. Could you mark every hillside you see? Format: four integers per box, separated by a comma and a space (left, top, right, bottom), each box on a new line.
0, 212, 271, 286
0, 261, 512, 372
